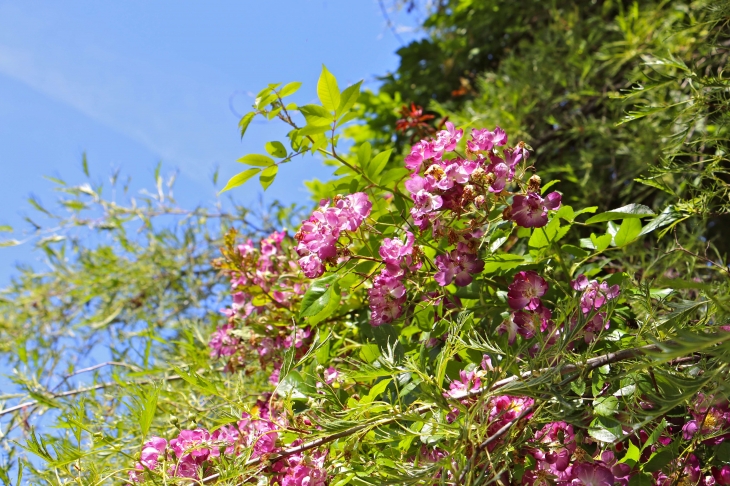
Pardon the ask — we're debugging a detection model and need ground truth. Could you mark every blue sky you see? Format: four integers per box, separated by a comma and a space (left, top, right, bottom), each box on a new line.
0, 0, 420, 280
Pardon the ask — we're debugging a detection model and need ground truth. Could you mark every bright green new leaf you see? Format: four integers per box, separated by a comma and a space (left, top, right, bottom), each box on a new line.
297, 124, 331, 137
336, 80, 362, 116
528, 218, 560, 248
238, 112, 256, 138
357, 142, 372, 168
317, 65, 340, 112
585, 204, 655, 224
279, 81, 302, 98
0, 225, 12, 232
265, 141, 287, 158
218, 168, 260, 194
237, 154, 275, 167
259, 165, 278, 190
299, 105, 333, 126
621, 441, 641, 465
368, 149, 392, 179
614, 218, 642, 247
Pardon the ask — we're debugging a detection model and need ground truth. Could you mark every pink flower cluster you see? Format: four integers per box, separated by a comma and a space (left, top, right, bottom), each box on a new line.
508, 191, 562, 228
433, 241, 484, 287
569, 274, 620, 343
129, 396, 328, 484
571, 275, 620, 314
499, 271, 554, 345
295, 193, 372, 279
210, 231, 314, 383
368, 231, 421, 326
128, 425, 243, 482
682, 393, 730, 445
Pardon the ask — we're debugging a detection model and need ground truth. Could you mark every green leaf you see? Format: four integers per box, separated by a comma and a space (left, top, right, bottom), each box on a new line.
0, 239, 21, 247
82, 152, 89, 177
279, 81, 302, 98
585, 204, 655, 224
361, 379, 392, 404
260, 165, 278, 190
540, 179, 561, 194
379, 168, 410, 187
614, 218, 642, 247
218, 168, 260, 194
562, 244, 589, 258
237, 154, 275, 167
300, 275, 339, 318
0, 225, 12, 232
588, 426, 619, 443
556, 205, 575, 221
590, 233, 612, 251
317, 65, 340, 111
265, 141, 287, 158
639, 205, 683, 237
644, 448, 675, 473
621, 441, 641, 465
297, 124, 331, 137
336, 80, 362, 116
299, 105, 334, 126
357, 142, 372, 168
368, 149, 392, 179
593, 396, 618, 417
629, 474, 653, 486
483, 254, 529, 274
528, 218, 560, 248
238, 112, 255, 139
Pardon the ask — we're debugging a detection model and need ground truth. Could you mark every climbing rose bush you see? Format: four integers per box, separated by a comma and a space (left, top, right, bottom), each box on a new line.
121, 71, 730, 485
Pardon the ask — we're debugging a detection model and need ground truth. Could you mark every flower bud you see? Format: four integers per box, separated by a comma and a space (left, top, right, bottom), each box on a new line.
527, 174, 541, 193
474, 195, 486, 207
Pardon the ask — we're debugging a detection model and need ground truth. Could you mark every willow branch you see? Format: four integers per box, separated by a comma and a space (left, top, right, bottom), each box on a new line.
198, 340, 693, 484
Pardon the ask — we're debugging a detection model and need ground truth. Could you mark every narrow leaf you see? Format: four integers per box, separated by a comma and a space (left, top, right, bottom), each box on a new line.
585, 204, 655, 224
238, 112, 255, 139
219, 169, 260, 194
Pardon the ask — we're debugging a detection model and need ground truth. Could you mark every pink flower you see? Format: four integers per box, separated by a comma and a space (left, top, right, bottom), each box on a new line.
507, 271, 548, 310
434, 244, 484, 287
571, 463, 615, 486
444, 369, 482, 399
467, 126, 507, 152
379, 231, 420, 276
210, 425, 239, 457
324, 367, 339, 385
128, 437, 167, 482
368, 273, 407, 326
499, 304, 553, 344
583, 312, 609, 342
295, 193, 372, 278
713, 466, 730, 485
530, 422, 576, 472
510, 192, 562, 228
405, 140, 435, 171
208, 323, 241, 359
238, 413, 279, 457
571, 275, 620, 314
